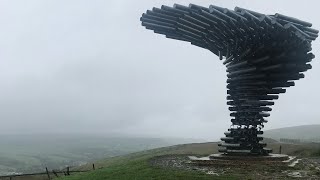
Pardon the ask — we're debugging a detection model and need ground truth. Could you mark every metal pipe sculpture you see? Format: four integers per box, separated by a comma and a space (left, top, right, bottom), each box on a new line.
140, 4, 318, 156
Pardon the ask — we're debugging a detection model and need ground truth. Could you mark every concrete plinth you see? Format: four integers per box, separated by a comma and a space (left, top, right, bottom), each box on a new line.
210, 153, 289, 161
189, 153, 296, 166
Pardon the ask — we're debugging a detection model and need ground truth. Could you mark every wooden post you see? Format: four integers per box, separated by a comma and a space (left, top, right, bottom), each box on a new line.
9, 176, 12, 180
67, 167, 70, 176
45, 167, 51, 180
93, 163, 95, 170
279, 145, 282, 154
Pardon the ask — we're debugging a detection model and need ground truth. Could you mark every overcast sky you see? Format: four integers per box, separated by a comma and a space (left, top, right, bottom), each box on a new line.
0, 0, 319, 140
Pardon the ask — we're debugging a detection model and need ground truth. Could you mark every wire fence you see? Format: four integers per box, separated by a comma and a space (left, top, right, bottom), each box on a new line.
0, 164, 96, 180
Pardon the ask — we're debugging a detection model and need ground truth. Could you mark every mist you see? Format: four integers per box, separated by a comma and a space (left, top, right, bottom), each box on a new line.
0, 0, 319, 141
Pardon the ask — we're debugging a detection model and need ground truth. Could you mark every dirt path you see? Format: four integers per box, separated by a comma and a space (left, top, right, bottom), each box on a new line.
150, 155, 320, 179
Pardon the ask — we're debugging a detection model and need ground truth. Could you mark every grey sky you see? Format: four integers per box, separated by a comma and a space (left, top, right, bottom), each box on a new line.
0, 0, 319, 140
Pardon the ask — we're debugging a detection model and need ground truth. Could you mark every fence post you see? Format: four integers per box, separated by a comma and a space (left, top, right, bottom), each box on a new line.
93, 163, 95, 170
45, 167, 51, 180
279, 145, 282, 154
67, 167, 70, 176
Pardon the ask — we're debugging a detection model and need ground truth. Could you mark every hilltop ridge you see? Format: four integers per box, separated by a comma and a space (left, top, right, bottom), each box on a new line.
264, 124, 320, 141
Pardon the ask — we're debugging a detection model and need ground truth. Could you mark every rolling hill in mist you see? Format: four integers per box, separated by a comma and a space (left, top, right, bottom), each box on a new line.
0, 134, 200, 176
264, 124, 320, 141
1, 124, 319, 177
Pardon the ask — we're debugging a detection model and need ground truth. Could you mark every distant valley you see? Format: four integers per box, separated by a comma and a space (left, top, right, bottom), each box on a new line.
1, 124, 319, 176
0, 134, 199, 176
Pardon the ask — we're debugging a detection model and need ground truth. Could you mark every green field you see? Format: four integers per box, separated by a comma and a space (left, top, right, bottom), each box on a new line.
58, 143, 233, 180
0, 134, 192, 176
2, 125, 320, 179
57, 142, 320, 180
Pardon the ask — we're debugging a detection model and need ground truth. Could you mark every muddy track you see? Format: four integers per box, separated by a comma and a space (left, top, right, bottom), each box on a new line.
150, 155, 320, 179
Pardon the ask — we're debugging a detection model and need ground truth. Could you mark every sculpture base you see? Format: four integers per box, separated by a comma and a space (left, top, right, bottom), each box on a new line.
189, 153, 296, 166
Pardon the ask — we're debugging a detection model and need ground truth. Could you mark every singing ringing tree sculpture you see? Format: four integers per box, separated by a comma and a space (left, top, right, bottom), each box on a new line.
140, 4, 318, 156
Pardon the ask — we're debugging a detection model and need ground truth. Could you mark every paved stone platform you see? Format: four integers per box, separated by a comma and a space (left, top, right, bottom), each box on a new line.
189, 153, 296, 166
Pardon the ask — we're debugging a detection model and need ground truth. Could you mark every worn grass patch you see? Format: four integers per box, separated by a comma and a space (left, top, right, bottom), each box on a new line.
56, 142, 320, 180
59, 158, 238, 180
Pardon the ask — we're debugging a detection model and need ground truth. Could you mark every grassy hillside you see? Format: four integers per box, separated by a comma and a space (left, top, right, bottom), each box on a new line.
58, 143, 232, 180
3, 125, 320, 179
0, 134, 193, 176
57, 142, 320, 180
264, 124, 320, 141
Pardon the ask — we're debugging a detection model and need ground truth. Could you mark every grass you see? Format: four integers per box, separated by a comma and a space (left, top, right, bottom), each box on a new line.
59, 157, 238, 180
58, 142, 242, 180
0, 135, 180, 174
58, 141, 320, 180
10, 141, 320, 180
71, 142, 219, 171
311, 148, 320, 156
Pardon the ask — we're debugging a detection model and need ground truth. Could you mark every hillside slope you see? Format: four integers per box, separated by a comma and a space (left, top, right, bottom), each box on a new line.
57, 141, 320, 180
0, 135, 195, 176
264, 124, 320, 141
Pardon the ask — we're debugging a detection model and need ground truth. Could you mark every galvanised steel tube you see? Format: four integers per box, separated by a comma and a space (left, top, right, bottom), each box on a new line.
140, 4, 318, 156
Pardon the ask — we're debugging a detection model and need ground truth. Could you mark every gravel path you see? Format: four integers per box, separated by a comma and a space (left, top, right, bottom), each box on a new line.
150, 155, 320, 179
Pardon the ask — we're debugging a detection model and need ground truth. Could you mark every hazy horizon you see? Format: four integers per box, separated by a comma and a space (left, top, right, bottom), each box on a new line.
0, 0, 319, 140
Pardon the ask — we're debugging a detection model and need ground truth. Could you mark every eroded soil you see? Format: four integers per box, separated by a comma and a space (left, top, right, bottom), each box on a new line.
150, 155, 320, 179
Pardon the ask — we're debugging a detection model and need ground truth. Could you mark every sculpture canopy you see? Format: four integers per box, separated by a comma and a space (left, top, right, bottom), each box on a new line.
140, 4, 318, 155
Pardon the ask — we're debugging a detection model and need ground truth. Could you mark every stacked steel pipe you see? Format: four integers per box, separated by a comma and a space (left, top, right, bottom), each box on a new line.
140, 4, 318, 155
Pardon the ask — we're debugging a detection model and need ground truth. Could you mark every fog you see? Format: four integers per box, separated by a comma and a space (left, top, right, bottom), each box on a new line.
0, 0, 319, 140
